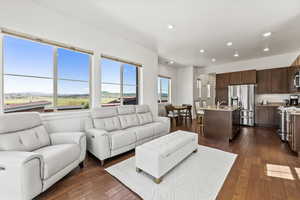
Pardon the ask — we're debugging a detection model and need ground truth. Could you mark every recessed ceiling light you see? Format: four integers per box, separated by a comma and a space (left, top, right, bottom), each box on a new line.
169, 60, 174, 64
234, 52, 239, 57
212, 58, 216, 62
263, 32, 272, 37
200, 49, 205, 53
167, 24, 174, 29
227, 42, 233, 46
264, 47, 270, 52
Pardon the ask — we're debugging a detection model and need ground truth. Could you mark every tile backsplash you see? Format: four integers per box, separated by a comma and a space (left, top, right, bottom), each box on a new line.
256, 94, 291, 104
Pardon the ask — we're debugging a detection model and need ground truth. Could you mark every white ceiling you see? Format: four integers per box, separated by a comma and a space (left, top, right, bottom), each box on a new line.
32, 0, 300, 67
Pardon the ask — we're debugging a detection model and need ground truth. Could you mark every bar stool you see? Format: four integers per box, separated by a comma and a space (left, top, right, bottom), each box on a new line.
194, 101, 204, 136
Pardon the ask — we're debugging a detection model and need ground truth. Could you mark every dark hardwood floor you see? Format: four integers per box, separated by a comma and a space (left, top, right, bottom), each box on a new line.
37, 120, 300, 200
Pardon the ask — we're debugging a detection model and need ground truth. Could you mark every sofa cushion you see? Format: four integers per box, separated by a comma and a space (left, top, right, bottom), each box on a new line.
108, 130, 136, 150
34, 144, 80, 179
127, 125, 155, 141
117, 105, 135, 115
119, 114, 139, 129
93, 117, 121, 132
135, 105, 150, 113
0, 125, 50, 151
91, 107, 118, 119
0, 112, 42, 134
137, 112, 153, 125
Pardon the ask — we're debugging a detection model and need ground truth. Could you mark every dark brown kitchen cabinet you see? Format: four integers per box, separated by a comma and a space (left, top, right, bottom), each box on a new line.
288, 114, 300, 155
288, 66, 300, 93
257, 69, 272, 94
216, 73, 230, 89
229, 71, 242, 85
271, 67, 288, 93
241, 70, 256, 84
255, 106, 280, 128
256, 67, 288, 94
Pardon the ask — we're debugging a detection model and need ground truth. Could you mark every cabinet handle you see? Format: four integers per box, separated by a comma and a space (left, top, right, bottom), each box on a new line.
0, 166, 5, 171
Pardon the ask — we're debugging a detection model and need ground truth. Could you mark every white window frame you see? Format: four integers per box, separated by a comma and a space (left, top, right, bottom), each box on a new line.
100, 58, 139, 106
1, 33, 92, 113
158, 76, 171, 103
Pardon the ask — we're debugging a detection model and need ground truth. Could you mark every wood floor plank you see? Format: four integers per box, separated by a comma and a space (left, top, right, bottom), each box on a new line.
36, 121, 300, 200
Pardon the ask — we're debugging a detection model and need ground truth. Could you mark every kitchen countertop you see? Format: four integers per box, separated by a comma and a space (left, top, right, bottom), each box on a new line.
199, 106, 239, 112
255, 103, 285, 107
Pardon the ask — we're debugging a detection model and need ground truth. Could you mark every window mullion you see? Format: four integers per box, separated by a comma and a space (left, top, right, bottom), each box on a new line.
120, 64, 124, 105
160, 78, 162, 103
53, 47, 58, 108
0, 32, 4, 113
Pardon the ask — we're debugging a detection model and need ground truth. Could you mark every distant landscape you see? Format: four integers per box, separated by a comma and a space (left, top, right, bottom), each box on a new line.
4, 91, 138, 110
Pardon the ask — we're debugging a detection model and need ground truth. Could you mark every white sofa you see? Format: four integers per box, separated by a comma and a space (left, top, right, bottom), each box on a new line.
0, 112, 86, 200
85, 105, 170, 165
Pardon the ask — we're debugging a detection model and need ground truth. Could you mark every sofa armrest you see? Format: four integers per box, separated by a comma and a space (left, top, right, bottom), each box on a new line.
50, 132, 85, 145
85, 129, 110, 161
155, 116, 170, 124
50, 132, 86, 162
155, 117, 170, 133
85, 128, 108, 138
0, 151, 43, 200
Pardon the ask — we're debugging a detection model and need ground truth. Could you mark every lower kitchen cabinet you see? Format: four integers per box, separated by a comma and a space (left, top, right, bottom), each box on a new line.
255, 106, 280, 128
288, 114, 300, 155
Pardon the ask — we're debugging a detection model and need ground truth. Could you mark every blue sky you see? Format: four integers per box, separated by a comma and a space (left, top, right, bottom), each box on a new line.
101, 58, 137, 94
3, 36, 137, 95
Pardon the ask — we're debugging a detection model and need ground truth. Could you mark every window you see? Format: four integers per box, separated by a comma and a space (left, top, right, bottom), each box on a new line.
3, 35, 90, 113
158, 76, 171, 103
101, 57, 139, 106
57, 48, 90, 110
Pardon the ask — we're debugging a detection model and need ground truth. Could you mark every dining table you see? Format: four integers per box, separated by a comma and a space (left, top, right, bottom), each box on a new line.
172, 105, 192, 125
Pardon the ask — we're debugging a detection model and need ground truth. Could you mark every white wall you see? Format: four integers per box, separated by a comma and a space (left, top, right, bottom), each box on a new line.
176, 66, 194, 105
204, 51, 300, 74
0, 1, 160, 132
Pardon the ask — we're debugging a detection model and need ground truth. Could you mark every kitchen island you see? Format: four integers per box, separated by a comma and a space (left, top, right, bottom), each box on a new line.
201, 106, 240, 142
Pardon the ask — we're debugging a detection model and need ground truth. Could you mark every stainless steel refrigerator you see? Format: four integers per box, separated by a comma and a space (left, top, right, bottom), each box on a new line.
228, 85, 255, 126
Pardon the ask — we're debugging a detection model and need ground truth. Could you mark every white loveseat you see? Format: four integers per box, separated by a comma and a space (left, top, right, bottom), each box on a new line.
85, 105, 170, 165
0, 112, 86, 200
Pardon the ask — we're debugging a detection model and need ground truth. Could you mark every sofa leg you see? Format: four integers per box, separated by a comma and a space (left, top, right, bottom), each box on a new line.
79, 162, 84, 169
100, 160, 105, 167
193, 149, 198, 153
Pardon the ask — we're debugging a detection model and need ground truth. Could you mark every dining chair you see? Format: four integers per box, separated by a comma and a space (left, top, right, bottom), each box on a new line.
165, 104, 178, 128
181, 104, 192, 123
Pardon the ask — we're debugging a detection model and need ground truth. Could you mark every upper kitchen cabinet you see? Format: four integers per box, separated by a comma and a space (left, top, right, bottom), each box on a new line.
256, 67, 288, 94
229, 71, 242, 85
257, 69, 272, 94
271, 67, 289, 93
241, 70, 257, 84
288, 65, 300, 93
216, 73, 230, 89
228, 70, 256, 85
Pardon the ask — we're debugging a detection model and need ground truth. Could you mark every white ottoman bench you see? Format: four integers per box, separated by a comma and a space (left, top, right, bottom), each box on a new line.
135, 130, 198, 183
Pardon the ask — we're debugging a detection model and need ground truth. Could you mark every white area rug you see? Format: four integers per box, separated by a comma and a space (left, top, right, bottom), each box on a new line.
105, 145, 237, 200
